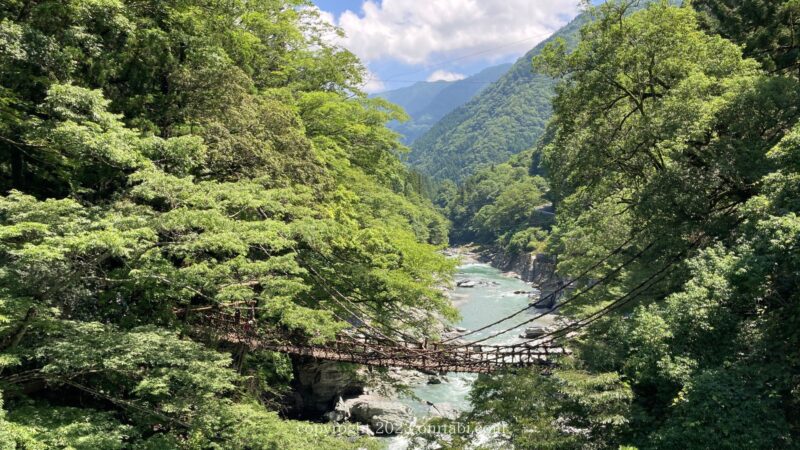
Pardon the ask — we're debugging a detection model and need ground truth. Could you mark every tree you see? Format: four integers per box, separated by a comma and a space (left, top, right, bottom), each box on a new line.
0, 1, 453, 447
694, 0, 800, 78
433, 2, 800, 448
438, 149, 552, 248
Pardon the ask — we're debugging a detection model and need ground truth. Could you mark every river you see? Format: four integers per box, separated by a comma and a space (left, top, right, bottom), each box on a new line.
386, 258, 555, 449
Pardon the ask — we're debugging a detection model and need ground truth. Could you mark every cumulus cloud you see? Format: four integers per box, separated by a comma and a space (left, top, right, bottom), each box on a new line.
330, 0, 581, 65
427, 70, 466, 82
361, 70, 386, 93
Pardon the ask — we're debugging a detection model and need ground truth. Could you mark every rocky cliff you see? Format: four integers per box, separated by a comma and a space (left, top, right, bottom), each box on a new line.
289, 357, 365, 418
478, 248, 565, 307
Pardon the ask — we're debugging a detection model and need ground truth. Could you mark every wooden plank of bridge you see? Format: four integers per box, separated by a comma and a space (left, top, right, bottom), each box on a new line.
195, 310, 567, 373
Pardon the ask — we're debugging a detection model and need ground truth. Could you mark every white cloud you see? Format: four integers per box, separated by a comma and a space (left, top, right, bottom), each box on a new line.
361, 69, 386, 93
329, 0, 581, 65
427, 70, 466, 82
316, 8, 336, 28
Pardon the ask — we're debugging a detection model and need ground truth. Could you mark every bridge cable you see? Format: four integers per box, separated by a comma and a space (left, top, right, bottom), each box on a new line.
515, 261, 676, 354
457, 252, 686, 369
296, 253, 449, 361
440, 230, 645, 344
514, 235, 709, 352
449, 240, 656, 349
305, 248, 431, 342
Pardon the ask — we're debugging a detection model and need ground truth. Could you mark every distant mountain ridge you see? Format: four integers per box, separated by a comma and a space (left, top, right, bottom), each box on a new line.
408, 13, 589, 182
373, 63, 511, 145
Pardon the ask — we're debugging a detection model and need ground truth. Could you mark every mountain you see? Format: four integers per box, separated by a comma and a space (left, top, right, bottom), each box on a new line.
374, 63, 511, 144
408, 13, 588, 182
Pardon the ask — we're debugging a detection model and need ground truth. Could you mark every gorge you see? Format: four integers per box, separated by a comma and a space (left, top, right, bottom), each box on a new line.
1, 1, 799, 449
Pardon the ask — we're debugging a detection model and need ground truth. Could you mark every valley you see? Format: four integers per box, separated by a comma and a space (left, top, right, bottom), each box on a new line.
0, 1, 798, 449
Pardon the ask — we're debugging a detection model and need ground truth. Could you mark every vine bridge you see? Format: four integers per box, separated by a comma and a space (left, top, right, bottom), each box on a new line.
189, 309, 567, 374
183, 235, 684, 373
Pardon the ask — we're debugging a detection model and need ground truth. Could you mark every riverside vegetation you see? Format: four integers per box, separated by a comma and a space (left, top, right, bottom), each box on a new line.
1, 0, 799, 449
422, 1, 800, 449
0, 1, 455, 448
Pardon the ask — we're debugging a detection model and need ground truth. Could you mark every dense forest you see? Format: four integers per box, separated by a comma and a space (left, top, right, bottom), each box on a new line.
0, 1, 454, 447
407, 13, 586, 182
424, 1, 800, 448
375, 63, 511, 145
2, 0, 800, 449
435, 150, 552, 252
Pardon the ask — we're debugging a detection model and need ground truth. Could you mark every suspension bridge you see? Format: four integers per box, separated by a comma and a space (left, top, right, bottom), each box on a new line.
190, 309, 568, 373
181, 230, 697, 374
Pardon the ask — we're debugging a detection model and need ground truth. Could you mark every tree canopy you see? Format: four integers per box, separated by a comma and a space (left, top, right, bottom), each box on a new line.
421, 1, 800, 448
0, 1, 453, 447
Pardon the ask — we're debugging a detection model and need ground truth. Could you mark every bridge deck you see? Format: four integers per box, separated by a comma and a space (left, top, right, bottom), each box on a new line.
192, 310, 566, 373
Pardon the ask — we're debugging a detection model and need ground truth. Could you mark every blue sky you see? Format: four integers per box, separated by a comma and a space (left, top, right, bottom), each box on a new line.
313, 1, 597, 93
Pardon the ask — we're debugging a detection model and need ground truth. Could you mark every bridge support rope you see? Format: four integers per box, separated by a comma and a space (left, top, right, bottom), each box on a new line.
190, 310, 567, 374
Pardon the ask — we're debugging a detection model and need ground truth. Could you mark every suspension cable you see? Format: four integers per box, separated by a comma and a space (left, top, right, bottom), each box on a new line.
450, 240, 656, 349
513, 233, 710, 352
440, 230, 645, 343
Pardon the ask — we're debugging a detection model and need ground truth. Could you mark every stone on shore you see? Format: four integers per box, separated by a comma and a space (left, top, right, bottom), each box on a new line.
428, 402, 459, 420
337, 394, 413, 434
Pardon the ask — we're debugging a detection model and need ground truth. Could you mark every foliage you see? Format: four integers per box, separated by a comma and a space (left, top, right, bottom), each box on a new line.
436, 150, 552, 250
408, 13, 588, 182
0, 0, 453, 447
375, 63, 511, 145
412, 364, 633, 450
421, 1, 800, 449
694, 0, 800, 77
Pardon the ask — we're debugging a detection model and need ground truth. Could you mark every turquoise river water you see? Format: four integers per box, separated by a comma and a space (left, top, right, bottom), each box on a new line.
386, 261, 554, 449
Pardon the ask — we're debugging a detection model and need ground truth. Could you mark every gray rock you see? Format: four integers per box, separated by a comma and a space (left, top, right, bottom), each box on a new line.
456, 280, 476, 288
340, 394, 413, 435
323, 409, 347, 423
369, 415, 406, 435
387, 368, 429, 385
357, 425, 375, 436
429, 402, 459, 420
519, 326, 548, 339
293, 359, 364, 415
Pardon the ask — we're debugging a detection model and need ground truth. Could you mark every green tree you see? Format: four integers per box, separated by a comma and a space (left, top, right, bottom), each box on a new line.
694, 0, 800, 78
0, 1, 453, 447
438, 149, 552, 249
424, 2, 800, 448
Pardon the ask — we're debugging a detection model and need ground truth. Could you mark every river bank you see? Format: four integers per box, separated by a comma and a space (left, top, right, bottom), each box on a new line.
383, 250, 558, 448
289, 246, 560, 447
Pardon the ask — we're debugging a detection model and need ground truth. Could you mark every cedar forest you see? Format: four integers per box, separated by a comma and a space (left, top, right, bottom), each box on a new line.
0, 0, 799, 449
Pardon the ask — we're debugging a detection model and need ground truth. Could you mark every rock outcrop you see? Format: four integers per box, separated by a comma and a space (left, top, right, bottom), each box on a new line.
335, 394, 414, 435
291, 357, 365, 417
479, 248, 564, 306
428, 402, 459, 420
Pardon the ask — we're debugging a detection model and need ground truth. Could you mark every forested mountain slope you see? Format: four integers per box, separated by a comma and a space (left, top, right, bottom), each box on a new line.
436, 150, 551, 249
374, 64, 511, 144
409, 14, 587, 181
0, 1, 454, 448
423, 2, 800, 448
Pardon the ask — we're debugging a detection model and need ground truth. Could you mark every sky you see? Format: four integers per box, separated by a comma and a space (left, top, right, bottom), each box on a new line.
312, 0, 590, 93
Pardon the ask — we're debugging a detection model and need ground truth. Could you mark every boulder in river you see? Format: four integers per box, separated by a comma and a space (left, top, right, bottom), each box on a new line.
339, 394, 413, 435
427, 374, 449, 384
428, 402, 459, 420
519, 326, 548, 339
456, 280, 477, 288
